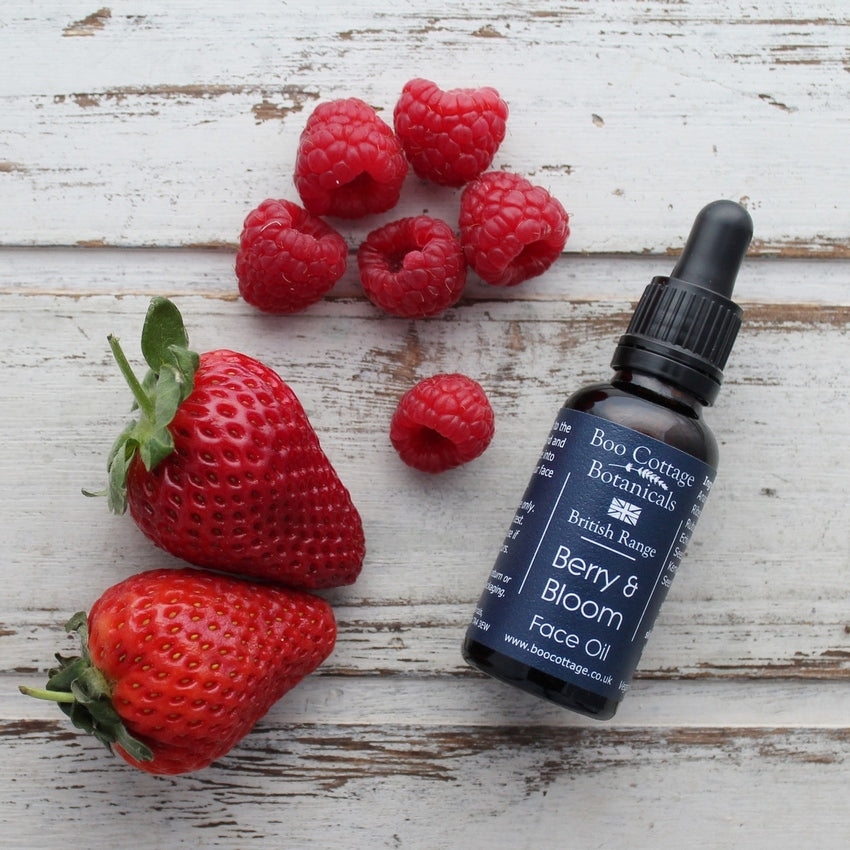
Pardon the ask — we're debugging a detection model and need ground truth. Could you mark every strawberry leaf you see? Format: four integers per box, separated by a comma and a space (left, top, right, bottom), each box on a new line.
138, 426, 175, 472
19, 612, 154, 764
106, 437, 136, 514
141, 296, 191, 371
164, 343, 200, 387
86, 297, 200, 515
152, 364, 186, 428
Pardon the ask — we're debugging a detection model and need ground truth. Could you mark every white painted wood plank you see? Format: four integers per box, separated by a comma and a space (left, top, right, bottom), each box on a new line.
10, 677, 850, 734
4, 681, 850, 849
6, 601, 850, 682
2, 247, 850, 305
1, 290, 847, 679
1, 2, 848, 252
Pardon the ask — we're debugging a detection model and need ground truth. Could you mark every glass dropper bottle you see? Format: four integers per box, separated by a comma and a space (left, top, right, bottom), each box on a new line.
463, 200, 754, 719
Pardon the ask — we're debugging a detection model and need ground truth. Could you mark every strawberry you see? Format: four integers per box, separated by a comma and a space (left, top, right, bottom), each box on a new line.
93, 297, 365, 589
20, 568, 336, 774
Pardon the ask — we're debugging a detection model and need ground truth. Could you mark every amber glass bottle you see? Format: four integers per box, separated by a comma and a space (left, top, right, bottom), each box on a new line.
462, 200, 753, 719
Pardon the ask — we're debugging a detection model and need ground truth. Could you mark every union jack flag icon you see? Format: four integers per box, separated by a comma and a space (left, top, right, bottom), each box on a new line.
608, 497, 642, 525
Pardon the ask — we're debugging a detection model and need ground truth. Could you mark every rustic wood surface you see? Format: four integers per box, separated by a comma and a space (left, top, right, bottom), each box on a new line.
2, 2, 849, 848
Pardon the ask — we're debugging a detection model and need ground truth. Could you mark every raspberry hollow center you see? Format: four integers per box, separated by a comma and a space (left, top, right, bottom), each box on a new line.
334, 172, 379, 203
413, 425, 452, 453
386, 249, 410, 273
516, 240, 551, 268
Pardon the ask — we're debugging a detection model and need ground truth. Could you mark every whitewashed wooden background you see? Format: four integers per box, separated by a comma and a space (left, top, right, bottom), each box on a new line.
2, 2, 849, 848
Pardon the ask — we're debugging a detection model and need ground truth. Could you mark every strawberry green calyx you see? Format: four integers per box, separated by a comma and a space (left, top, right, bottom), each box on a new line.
102, 297, 200, 515
19, 612, 154, 764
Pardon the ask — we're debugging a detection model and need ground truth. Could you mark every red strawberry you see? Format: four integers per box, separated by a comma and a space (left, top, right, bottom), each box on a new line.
94, 297, 365, 589
20, 568, 336, 775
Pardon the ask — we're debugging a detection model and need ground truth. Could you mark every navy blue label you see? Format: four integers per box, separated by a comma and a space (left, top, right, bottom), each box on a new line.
468, 408, 716, 702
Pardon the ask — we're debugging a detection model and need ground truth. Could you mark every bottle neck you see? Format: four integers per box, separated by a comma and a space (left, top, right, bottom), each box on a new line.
611, 369, 706, 417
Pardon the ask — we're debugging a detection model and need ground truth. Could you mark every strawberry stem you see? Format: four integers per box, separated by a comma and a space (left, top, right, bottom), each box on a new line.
108, 333, 155, 421
18, 685, 77, 703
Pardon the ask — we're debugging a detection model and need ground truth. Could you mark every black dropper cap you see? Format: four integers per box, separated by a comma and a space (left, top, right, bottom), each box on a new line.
612, 200, 753, 405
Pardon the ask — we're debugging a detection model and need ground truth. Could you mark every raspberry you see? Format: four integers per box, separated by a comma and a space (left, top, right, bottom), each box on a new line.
393, 78, 508, 187
235, 199, 348, 314
357, 216, 467, 318
295, 97, 408, 219
390, 374, 495, 473
459, 171, 569, 286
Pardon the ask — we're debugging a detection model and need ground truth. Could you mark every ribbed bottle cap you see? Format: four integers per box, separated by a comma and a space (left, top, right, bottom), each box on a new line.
612, 200, 753, 405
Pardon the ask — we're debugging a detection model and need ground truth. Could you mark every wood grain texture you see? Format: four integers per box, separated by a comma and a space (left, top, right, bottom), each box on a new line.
1, 284, 847, 657
2, 3, 849, 848
1, 1, 848, 252
4, 709, 850, 849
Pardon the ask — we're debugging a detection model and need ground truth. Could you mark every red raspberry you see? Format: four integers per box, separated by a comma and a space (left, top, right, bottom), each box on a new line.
357, 216, 467, 318
459, 171, 569, 286
390, 374, 495, 473
295, 98, 408, 219
393, 78, 508, 187
235, 199, 348, 314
